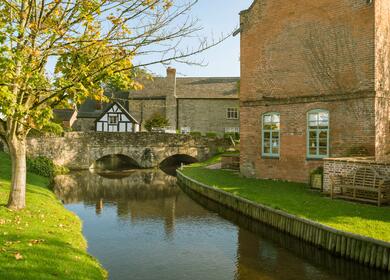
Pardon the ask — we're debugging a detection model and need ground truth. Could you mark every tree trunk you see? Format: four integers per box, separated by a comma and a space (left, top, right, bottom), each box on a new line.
7, 137, 27, 210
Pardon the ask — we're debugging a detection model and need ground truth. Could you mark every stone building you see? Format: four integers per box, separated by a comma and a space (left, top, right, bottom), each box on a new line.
74, 68, 240, 135
53, 109, 78, 129
127, 68, 240, 135
239, 0, 390, 183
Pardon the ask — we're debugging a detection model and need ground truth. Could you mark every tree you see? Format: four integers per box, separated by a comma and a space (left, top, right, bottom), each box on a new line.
144, 113, 170, 132
0, 0, 229, 210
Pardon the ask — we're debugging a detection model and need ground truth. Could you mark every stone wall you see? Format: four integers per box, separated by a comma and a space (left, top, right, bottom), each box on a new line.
178, 99, 240, 135
26, 132, 231, 170
127, 99, 166, 130
73, 118, 96, 132
323, 157, 390, 193
221, 154, 240, 170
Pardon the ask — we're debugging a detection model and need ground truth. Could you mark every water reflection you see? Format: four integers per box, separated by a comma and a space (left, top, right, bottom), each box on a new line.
54, 170, 390, 280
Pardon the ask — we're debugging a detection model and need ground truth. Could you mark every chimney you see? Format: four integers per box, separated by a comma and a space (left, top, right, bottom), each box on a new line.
166, 67, 176, 79
96, 101, 103, 110
165, 67, 177, 130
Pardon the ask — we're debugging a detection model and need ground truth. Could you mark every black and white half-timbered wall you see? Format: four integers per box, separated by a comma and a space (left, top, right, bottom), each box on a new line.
95, 102, 140, 132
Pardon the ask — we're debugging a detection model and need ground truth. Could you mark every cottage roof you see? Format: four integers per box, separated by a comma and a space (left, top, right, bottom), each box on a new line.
126, 76, 239, 100
53, 109, 77, 121
126, 77, 171, 99
176, 77, 239, 99
94, 101, 139, 124
77, 91, 129, 118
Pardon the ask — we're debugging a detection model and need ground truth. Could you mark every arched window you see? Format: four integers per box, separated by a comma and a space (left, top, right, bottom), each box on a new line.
262, 113, 280, 157
307, 110, 329, 158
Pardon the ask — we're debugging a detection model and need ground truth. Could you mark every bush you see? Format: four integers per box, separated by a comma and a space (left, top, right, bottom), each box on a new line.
224, 132, 240, 140
205, 132, 217, 138
310, 166, 324, 176
27, 156, 69, 178
28, 122, 64, 137
144, 114, 170, 132
190, 131, 202, 137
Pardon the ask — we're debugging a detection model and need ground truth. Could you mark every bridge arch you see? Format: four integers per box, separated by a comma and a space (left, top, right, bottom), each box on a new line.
90, 154, 140, 170
159, 154, 198, 175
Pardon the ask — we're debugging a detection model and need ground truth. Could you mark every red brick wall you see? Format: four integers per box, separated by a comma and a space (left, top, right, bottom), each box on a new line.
240, 97, 376, 182
239, 0, 390, 182
240, 0, 374, 101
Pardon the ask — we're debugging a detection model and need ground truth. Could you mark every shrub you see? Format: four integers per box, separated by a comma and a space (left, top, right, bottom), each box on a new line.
27, 122, 64, 137
310, 166, 324, 176
190, 131, 202, 137
205, 132, 217, 138
27, 156, 69, 178
144, 114, 170, 132
224, 132, 240, 140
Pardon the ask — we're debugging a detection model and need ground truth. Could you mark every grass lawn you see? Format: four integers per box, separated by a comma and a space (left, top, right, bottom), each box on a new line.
182, 155, 390, 243
0, 152, 106, 279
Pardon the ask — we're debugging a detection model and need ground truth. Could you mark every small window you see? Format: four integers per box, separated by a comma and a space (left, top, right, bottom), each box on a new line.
262, 113, 280, 157
225, 127, 240, 133
108, 114, 119, 125
181, 127, 191, 134
307, 110, 329, 158
227, 108, 239, 120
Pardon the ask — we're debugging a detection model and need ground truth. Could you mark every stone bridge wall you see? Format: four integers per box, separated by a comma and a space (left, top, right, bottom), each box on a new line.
27, 132, 231, 169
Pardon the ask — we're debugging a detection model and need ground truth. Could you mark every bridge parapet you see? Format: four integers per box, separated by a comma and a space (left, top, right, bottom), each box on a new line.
27, 132, 232, 169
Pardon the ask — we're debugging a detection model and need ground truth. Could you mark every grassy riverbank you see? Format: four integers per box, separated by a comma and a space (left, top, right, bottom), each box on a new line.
0, 152, 106, 279
182, 155, 390, 243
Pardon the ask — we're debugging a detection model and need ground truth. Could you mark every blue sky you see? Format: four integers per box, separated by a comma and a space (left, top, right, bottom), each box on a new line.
46, 1, 253, 79
145, 0, 253, 77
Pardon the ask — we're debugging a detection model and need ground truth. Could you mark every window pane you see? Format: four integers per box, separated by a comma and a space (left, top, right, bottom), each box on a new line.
309, 147, 317, 155
309, 138, 317, 149
272, 139, 279, 154
319, 147, 328, 155
319, 130, 327, 138
309, 113, 317, 122
264, 115, 272, 123
272, 114, 280, 123
318, 112, 329, 123
263, 113, 280, 156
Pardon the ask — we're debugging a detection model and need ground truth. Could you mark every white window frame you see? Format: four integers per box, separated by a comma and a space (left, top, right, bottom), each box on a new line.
108, 114, 119, 125
225, 127, 240, 133
226, 108, 239, 120
262, 112, 280, 158
307, 109, 330, 159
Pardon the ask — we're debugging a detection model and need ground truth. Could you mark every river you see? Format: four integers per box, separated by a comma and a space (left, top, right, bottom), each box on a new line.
54, 170, 390, 280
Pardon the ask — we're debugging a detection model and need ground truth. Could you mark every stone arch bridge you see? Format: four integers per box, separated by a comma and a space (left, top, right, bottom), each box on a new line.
27, 132, 231, 169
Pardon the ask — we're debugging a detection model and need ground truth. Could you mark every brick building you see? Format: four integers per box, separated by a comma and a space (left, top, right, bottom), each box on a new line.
239, 0, 390, 183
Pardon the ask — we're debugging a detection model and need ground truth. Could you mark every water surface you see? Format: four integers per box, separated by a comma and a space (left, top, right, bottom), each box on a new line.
54, 170, 390, 280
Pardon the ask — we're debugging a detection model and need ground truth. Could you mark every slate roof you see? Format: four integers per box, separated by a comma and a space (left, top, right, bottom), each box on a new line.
176, 77, 239, 99
127, 77, 240, 100
77, 91, 129, 118
53, 109, 77, 121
